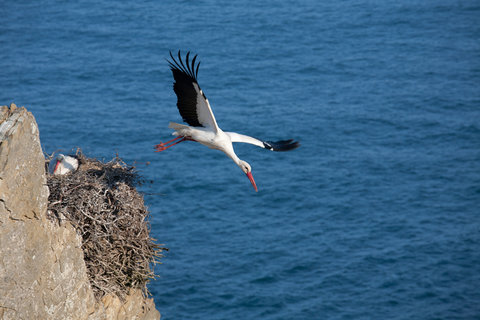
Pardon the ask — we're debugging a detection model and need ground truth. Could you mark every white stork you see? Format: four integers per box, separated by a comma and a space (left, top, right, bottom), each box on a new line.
48, 154, 79, 175
155, 51, 299, 191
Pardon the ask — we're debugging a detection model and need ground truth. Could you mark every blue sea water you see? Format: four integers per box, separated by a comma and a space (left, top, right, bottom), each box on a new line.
2, 0, 480, 319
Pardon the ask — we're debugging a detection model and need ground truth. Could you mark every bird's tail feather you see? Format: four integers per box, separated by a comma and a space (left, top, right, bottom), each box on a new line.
168, 122, 191, 136
168, 122, 190, 130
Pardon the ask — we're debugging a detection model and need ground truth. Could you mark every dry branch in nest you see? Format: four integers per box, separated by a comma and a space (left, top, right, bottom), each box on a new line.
46, 151, 166, 300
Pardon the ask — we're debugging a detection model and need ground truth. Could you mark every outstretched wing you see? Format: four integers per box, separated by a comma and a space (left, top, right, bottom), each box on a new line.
168, 51, 219, 132
226, 132, 300, 151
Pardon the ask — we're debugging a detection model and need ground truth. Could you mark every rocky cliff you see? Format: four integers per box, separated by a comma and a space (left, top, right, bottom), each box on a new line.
0, 104, 160, 320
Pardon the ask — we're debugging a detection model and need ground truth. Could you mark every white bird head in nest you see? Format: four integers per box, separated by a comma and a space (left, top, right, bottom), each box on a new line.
49, 154, 79, 175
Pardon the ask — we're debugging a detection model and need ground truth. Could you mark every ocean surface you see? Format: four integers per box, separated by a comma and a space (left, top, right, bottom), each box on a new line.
2, 1, 479, 319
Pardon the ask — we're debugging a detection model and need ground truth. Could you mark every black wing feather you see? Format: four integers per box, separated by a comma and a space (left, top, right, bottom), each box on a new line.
168, 50, 204, 127
263, 139, 300, 152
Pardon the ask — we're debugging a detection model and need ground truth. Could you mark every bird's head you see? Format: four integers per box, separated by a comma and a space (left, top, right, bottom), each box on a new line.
240, 160, 257, 192
53, 154, 65, 174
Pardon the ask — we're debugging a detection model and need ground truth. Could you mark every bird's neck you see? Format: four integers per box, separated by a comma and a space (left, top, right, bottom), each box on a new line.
225, 148, 243, 169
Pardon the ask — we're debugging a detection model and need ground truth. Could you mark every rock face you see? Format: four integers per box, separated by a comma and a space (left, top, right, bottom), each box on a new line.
0, 104, 160, 320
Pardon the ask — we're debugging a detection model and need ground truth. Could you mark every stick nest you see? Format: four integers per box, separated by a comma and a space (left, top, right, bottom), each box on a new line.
46, 151, 165, 300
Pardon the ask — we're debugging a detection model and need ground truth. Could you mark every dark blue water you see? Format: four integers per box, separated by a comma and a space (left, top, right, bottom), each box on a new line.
2, 1, 480, 319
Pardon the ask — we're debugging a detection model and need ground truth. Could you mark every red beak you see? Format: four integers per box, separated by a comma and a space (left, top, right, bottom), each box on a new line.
246, 172, 258, 192
54, 160, 61, 174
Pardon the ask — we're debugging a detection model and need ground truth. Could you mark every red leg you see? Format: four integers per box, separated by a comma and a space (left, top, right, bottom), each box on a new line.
154, 137, 186, 152
154, 136, 183, 149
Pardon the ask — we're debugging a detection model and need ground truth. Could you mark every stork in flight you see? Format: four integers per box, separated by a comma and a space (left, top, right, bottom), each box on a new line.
155, 51, 299, 191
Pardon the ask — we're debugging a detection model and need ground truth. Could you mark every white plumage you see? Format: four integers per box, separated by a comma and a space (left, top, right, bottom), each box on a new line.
155, 51, 299, 191
48, 154, 79, 175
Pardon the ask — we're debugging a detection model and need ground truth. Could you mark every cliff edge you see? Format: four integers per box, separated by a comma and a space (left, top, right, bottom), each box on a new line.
0, 104, 160, 320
